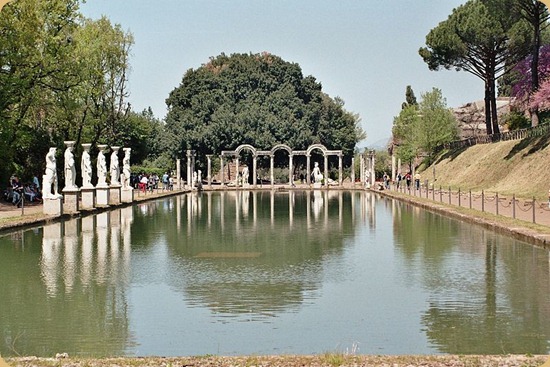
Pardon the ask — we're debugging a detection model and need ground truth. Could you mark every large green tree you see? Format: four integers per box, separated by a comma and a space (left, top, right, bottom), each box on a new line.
164, 52, 365, 164
419, 0, 530, 136
0, 0, 137, 183
392, 88, 458, 167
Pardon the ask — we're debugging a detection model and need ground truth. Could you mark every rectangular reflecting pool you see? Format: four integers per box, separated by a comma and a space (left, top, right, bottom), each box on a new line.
1, 191, 549, 356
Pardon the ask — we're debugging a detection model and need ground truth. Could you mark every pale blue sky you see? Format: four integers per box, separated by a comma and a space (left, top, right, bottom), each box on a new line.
80, 0, 480, 148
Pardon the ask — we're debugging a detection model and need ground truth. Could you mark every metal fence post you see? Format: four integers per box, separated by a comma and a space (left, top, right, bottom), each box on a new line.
533, 197, 536, 223
458, 188, 461, 207
512, 194, 516, 219
439, 186, 442, 202
448, 186, 451, 205
469, 190, 472, 209
496, 193, 499, 216
482, 190, 485, 212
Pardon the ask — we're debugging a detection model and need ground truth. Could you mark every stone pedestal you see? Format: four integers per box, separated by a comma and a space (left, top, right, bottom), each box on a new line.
313, 182, 322, 189
95, 185, 110, 207
43, 197, 63, 216
109, 185, 121, 205
121, 188, 134, 203
81, 187, 95, 210
62, 188, 80, 213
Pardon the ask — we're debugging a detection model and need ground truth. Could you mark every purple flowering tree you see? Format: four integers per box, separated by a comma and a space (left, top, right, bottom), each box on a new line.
512, 44, 550, 112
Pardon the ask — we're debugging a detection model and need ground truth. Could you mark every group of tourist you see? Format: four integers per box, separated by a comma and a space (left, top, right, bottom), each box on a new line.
393, 172, 421, 190
3, 174, 42, 207
136, 172, 175, 193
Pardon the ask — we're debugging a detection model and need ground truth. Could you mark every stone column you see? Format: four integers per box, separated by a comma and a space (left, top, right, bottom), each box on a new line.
220, 155, 225, 186
360, 155, 365, 184
270, 154, 274, 188
176, 158, 181, 190
206, 155, 212, 188
338, 154, 343, 186
191, 151, 196, 189
289, 154, 293, 186
306, 155, 311, 185
323, 155, 328, 188
351, 157, 355, 185
252, 155, 257, 188
391, 154, 396, 182
397, 158, 402, 175
371, 153, 376, 187
186, 150, 192, 189
235, 157, 240, 186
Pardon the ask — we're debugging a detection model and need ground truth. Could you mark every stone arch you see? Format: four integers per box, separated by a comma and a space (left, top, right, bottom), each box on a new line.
306, 144, 328, 156
235, 144, 257, 156
270, 144, 293, 155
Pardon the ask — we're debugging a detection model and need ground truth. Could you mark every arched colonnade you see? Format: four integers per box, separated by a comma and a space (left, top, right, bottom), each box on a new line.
205, 144, 344, 188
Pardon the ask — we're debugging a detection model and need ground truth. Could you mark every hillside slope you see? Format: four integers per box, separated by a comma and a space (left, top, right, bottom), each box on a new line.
424, 134, 550, 201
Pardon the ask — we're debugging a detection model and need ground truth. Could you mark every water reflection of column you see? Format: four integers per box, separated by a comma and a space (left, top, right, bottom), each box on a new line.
176, 195, 181, 232
351, 191, 356, 223
41, 222, 62, 296
323, 190, 328, 227
338, 191, 343, 229
306, 191, 311, 228
110, 210, 121, 271
187, 193, 192, 234
207, 192, 212, 228
220, 191, 225, 231
360, 191, 366, 224
289, 191, 294, 228
270, 190, 275, 226
81, 216, 94, 288
235, 190, 240, 231
96, 212, 110, 284
121, 206, 133, 285
367, 192, 376, 228
253, 191, 257, 228
63, 219, 78, 293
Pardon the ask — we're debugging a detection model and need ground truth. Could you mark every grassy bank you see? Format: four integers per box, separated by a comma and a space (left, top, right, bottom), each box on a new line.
7, 355, 550, 367
425, 134, 550, 201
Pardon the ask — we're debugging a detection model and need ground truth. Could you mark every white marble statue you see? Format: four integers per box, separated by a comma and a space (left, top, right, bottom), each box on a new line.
110, 146, 120, 185
122, 148, 131, 189
96, 145, 108, 187
43, 147, 60, 198
63, 141, 77, 190
311, 162, 323, 183
242, 165, 249, 186
81, 144, 93, 188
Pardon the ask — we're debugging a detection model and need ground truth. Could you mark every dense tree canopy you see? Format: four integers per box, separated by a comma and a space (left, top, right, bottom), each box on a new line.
164, 52, 365, 163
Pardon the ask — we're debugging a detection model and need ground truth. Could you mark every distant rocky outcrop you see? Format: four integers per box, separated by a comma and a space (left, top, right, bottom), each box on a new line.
452, 97, 512, 138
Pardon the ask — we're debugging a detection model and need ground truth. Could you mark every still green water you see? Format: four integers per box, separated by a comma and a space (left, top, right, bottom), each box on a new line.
0, 190, 549, 357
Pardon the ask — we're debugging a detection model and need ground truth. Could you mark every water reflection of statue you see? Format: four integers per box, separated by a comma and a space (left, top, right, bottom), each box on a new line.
96, 145, 108, 187
81, 144, 92, 188
311, 162, 323, 183
122, 148, 131, 189
43, 147, 60, 198
64, 142, 77, 190
312, 190, 324, 219
110, 146, 120, 185
242, 165, 249, 186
